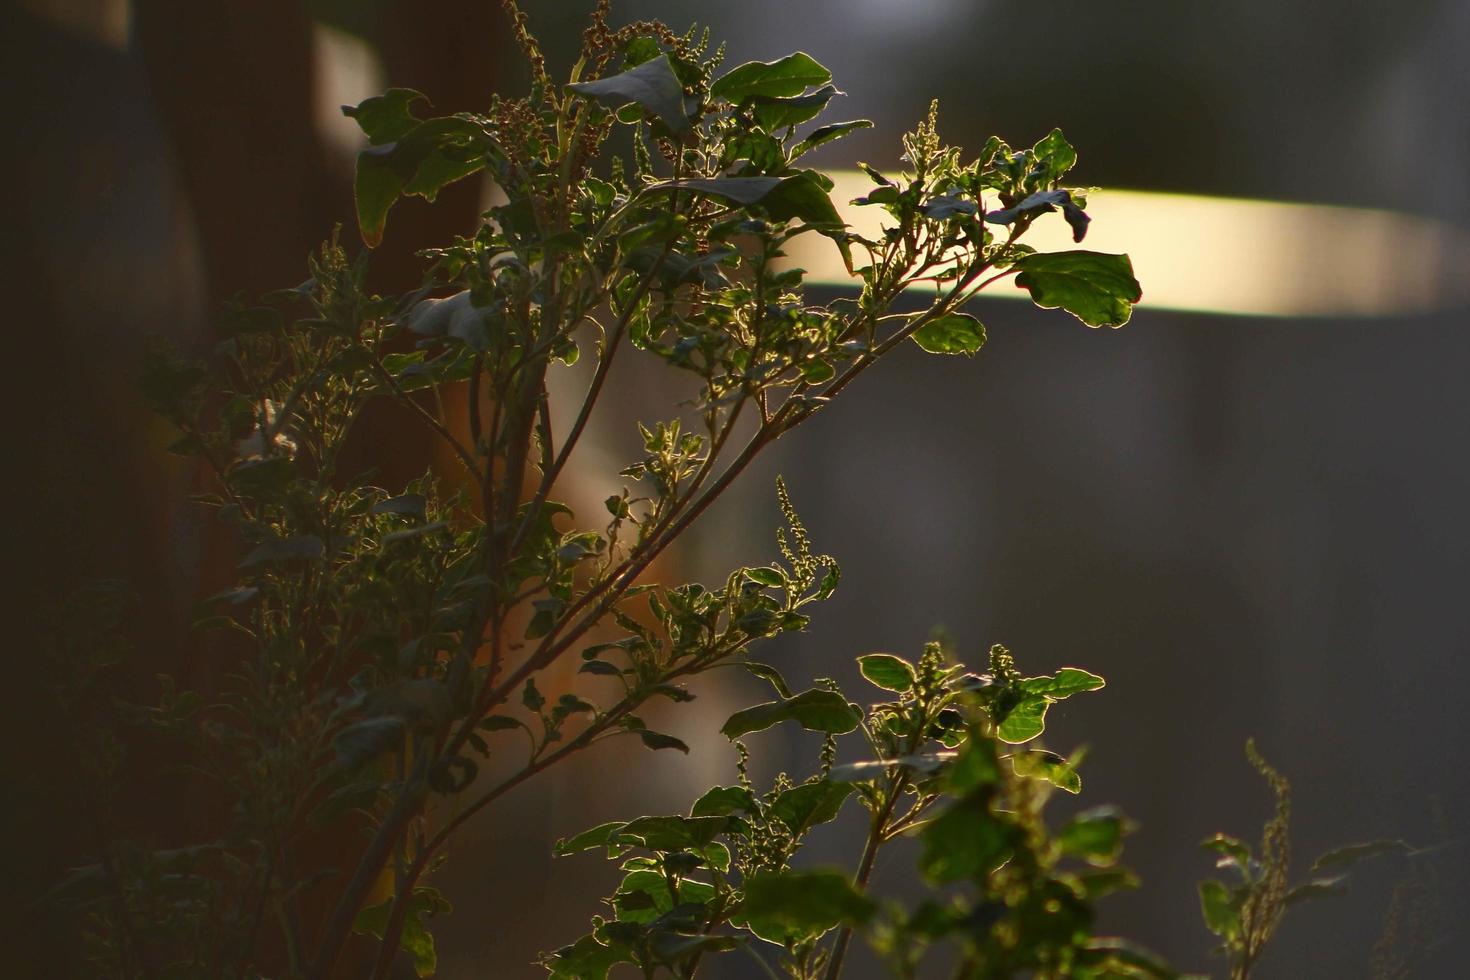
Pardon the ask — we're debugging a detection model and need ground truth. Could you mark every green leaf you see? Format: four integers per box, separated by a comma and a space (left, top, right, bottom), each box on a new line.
637, 730, 690, 753
1019, 667, 1106, 699
792, 119, 873, 160
691, 785, 757, 817
947, 736, 1001, 792
649, 176, 782, 205
568, 55, 690, 133
1198, 878, 1241, 941
554, 821, 625, 857
721, 689, 862, 739
613, 869, 715, 924
918, 795, 1021, 883
613, 815, 727, 851
740, 661, 794, 698
1286, 875, 1349, 906
1311, 838, 1412, 872
1201, 833, 1253, 878
1014, 251, 1142, 329
911, 312, 987, 356
544, 933, 635, 980
372, 494, 427, 518
1031, 127, 1078, 181
650, 933, 742, 964
352, 887, 451, 979
1077, 938, 1178, 980
759, 170, 852, 269
1012, 748, 1082, 794
522, 678, 545, 712
711, 52, 831, 103
753, 85, 841, 131
239, 535, 323, 569
1058, 806, 1131, 864
857, 653, 917, 692
984, 188, 1070, 226
772, 780, 854, 835
1075, 868, 1141, 900
477, 715, 524, 733
996, 695, 1049, 744
354, 117, 488, 247
343, 88, 427, 144
760, 171, 845, 229
736, 870, 874, 945
744, 566, 787, 587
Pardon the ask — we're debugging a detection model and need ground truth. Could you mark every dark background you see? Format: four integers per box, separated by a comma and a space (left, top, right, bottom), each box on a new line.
2, 1, 1466, 976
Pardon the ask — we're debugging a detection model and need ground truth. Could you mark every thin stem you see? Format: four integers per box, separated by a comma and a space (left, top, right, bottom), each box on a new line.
306, 774, 427, 979
823, 773, 904, 980
362, 350, 483, 486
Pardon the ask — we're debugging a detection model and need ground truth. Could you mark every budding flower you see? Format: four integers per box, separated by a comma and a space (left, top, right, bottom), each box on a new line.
235, 399, 297, 460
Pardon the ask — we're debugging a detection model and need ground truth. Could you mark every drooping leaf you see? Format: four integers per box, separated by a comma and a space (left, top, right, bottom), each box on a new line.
739, 661, 794, 698
568, 55, 690, 133
736, 870, 874, 944
857, 653, 917, 692
637, 730, 690, 754
720, 689, 862, 739
984, 188, 1071, 226
758, 170, 852, 269
1014, 251, 1142, 329
760, 171, 845, 229
711, 52, 831, 103
911, 312, 987, 356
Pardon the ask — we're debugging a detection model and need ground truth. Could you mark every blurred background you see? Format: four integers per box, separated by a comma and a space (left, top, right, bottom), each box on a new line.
3, 0, 1468, 976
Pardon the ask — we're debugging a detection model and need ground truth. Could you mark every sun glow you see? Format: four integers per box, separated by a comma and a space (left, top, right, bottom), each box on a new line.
782, 171, 1470, 318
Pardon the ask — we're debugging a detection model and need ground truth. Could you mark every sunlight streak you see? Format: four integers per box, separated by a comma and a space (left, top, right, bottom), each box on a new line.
783, 172, 1470, 318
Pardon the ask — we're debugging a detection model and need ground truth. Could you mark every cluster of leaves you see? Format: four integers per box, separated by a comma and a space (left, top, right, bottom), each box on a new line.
545, 643, 1176, 980
53, 2, 1401, 978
